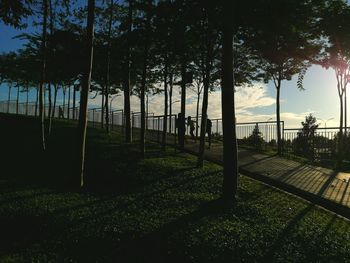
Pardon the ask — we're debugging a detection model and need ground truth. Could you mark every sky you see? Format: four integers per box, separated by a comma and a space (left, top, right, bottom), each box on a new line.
0, 14, 345, 129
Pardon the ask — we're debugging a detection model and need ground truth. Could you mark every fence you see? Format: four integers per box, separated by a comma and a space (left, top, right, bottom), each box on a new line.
1, 100, 349, 163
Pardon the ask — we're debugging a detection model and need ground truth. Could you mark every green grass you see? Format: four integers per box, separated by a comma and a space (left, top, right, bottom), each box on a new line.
1, 113, 350, 262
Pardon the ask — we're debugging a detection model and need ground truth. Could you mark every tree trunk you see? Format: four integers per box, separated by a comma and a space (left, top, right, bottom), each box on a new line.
63, 88, 66, 117
104, 0, 113, 133
67, 84, 71, 119
221, 0, 238, 200
101, 86, 105, 128
140, 2, 151, 156
49, 84, 57, 134
124, 0, 133, 143
35, 87, 39, 117
16, 86, 19, 114
162, 60, 168, 151
48, 83, 52, 121
169, 73, 173, 134
73, 85, 76, 120
195, 90, 200, 140
39, 0, 48, 151
26, 86, 29, 115
77, 0, 95, 188
276, 79, 282, 155
197, 76, 209, 167
7, 83, 12, 113
180, 60, 186, 151
344, 86, 347, 134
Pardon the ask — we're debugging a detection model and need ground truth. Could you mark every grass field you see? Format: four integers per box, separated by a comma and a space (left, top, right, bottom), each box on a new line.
1, 113, 350, 262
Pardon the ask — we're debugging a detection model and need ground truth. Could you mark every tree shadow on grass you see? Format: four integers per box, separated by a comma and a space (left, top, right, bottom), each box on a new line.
113, 198, 235, 262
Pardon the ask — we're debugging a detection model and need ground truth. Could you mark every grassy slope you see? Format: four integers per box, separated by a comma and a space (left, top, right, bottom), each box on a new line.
0, 113, 350, 262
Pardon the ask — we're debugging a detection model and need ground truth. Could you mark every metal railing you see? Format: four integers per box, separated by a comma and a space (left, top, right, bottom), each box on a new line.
1, 100, 349, 163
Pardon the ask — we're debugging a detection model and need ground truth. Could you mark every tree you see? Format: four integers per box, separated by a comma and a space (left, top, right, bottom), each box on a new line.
39, 0, 49, 151
247, 123, 264, 150
77, 0, 95, 187
244, 0, 324, 155
293, 114, 319, 160
0, 0, 33, 28
221, 0, 238, 200
319, 0, 350, 160
196, 1, 221, 167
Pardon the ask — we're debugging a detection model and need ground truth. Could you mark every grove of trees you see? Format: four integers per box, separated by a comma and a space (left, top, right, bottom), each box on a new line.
1, 0, 350, 198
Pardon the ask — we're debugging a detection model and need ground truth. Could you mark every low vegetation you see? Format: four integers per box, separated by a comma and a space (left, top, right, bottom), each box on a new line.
1, 114, 350, 262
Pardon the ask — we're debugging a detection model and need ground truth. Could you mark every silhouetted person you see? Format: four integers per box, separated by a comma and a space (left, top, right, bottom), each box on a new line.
59, 106, 64, 119
206, 118, 212, 148
176, 113, 185, 145
187, 116, 195, 139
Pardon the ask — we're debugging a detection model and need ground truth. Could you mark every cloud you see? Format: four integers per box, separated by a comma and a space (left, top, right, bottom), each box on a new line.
87, 84, 330, 128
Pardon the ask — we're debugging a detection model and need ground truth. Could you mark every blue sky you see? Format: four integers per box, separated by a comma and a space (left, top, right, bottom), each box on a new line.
0, 14, 345, 129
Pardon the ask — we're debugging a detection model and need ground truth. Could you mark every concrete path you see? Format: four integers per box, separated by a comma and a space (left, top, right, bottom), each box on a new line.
177, 137, 350, 210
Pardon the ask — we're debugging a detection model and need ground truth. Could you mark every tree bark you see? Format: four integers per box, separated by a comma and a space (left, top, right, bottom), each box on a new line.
63, 88, 66, 117
162, 59, 168, 151
48, 83, 52, 121
276, 79, 282, 155
49, 84, 57, 134
39, 0, 48, 150
124, 0, 133, 143
67, 84, 71, 119
180, 59, 186, 151
221, 0, 238, 200
169, 73, 173, 134
16, 86, 20, 114
77, 0, 95, 188
195, 89, 201, 139
35, 87, 39, 117
140, 1, 151, 156
73, 85, 76, 119
7, 83, 11, 113
26, 86, 29, 115
104, 0, 113, 133
101, 86, 105, 128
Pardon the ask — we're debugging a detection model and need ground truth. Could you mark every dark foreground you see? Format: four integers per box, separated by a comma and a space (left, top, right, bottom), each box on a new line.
0, 114, 350, 262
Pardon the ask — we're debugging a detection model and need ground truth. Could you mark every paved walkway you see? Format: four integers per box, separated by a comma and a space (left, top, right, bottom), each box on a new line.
168, 136, 350, 211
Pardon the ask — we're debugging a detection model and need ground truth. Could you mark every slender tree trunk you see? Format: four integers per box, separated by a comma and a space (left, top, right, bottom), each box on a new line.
180, 59, 186, 151
26, 86, 29, 115
101, 86, 105, 128
77, 0, 95, 188
124, 0, 133, 143
16, 86, 20, 114
104, 0, 113, 133
7, 83, 12, 113
35, 87, 39, 117
63, 88, 66, 117
222, 0, 238, 200
340, 94, 344, 134
169, 73, 173, 134
49, 84, 57, 134
39, 0, 48, 150
276, 79, 282, 155
73, 85, 76, 120
48, 83, 52, 121
197, 68, 209, 167
68, 84, 71, 119
344, 86, 347, 134
162, 60, 168, 151
195, 91, 200, 139
140, 4, 150, 156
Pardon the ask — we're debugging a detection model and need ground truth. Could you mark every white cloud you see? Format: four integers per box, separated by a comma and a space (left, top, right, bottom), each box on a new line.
87, 84, 333, 128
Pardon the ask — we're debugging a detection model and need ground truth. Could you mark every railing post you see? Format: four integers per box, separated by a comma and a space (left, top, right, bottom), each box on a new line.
216, 119, 219, 134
